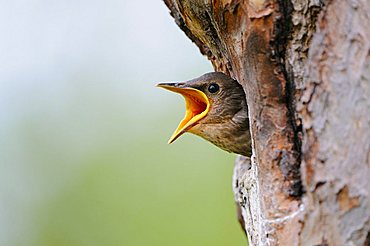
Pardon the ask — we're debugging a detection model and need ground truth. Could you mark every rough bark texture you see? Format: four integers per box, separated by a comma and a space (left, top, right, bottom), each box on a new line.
163, 0, 370, 245
298, 0, 370, 244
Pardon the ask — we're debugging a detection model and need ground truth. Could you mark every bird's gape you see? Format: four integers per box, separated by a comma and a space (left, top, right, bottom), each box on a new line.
157, 72, 251, 156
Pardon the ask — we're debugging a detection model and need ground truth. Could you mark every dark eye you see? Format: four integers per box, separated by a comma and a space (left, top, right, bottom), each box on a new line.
208, 83, 219, 93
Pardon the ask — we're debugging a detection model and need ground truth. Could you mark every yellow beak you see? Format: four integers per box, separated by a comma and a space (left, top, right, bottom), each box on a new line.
157, 83, 210, 144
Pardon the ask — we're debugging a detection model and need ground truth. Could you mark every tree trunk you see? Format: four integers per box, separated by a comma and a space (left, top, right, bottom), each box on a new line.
163, 0, 370, 245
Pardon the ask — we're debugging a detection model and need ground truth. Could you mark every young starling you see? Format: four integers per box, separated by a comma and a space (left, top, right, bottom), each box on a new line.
157, 72, 251, 157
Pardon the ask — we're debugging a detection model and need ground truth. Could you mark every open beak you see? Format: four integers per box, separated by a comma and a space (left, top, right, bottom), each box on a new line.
157, 83, 210, 144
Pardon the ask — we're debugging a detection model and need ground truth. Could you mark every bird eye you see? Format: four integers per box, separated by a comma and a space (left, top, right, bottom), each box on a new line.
208, 83, 219, 93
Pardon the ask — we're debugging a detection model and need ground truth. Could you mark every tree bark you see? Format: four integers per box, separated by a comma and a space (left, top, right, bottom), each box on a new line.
163, 0, 370, 245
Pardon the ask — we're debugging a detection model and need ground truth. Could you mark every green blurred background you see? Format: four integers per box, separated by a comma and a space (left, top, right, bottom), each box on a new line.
0, 1, 246, 245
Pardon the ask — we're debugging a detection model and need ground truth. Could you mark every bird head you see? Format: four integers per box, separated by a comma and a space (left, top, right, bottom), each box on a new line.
157, 72, 247, 146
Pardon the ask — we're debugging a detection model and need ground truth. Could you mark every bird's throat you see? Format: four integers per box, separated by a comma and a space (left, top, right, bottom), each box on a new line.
157, 85, 210, 144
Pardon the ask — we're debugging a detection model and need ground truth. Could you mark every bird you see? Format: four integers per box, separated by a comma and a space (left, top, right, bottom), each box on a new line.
157, 72, 251, 157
